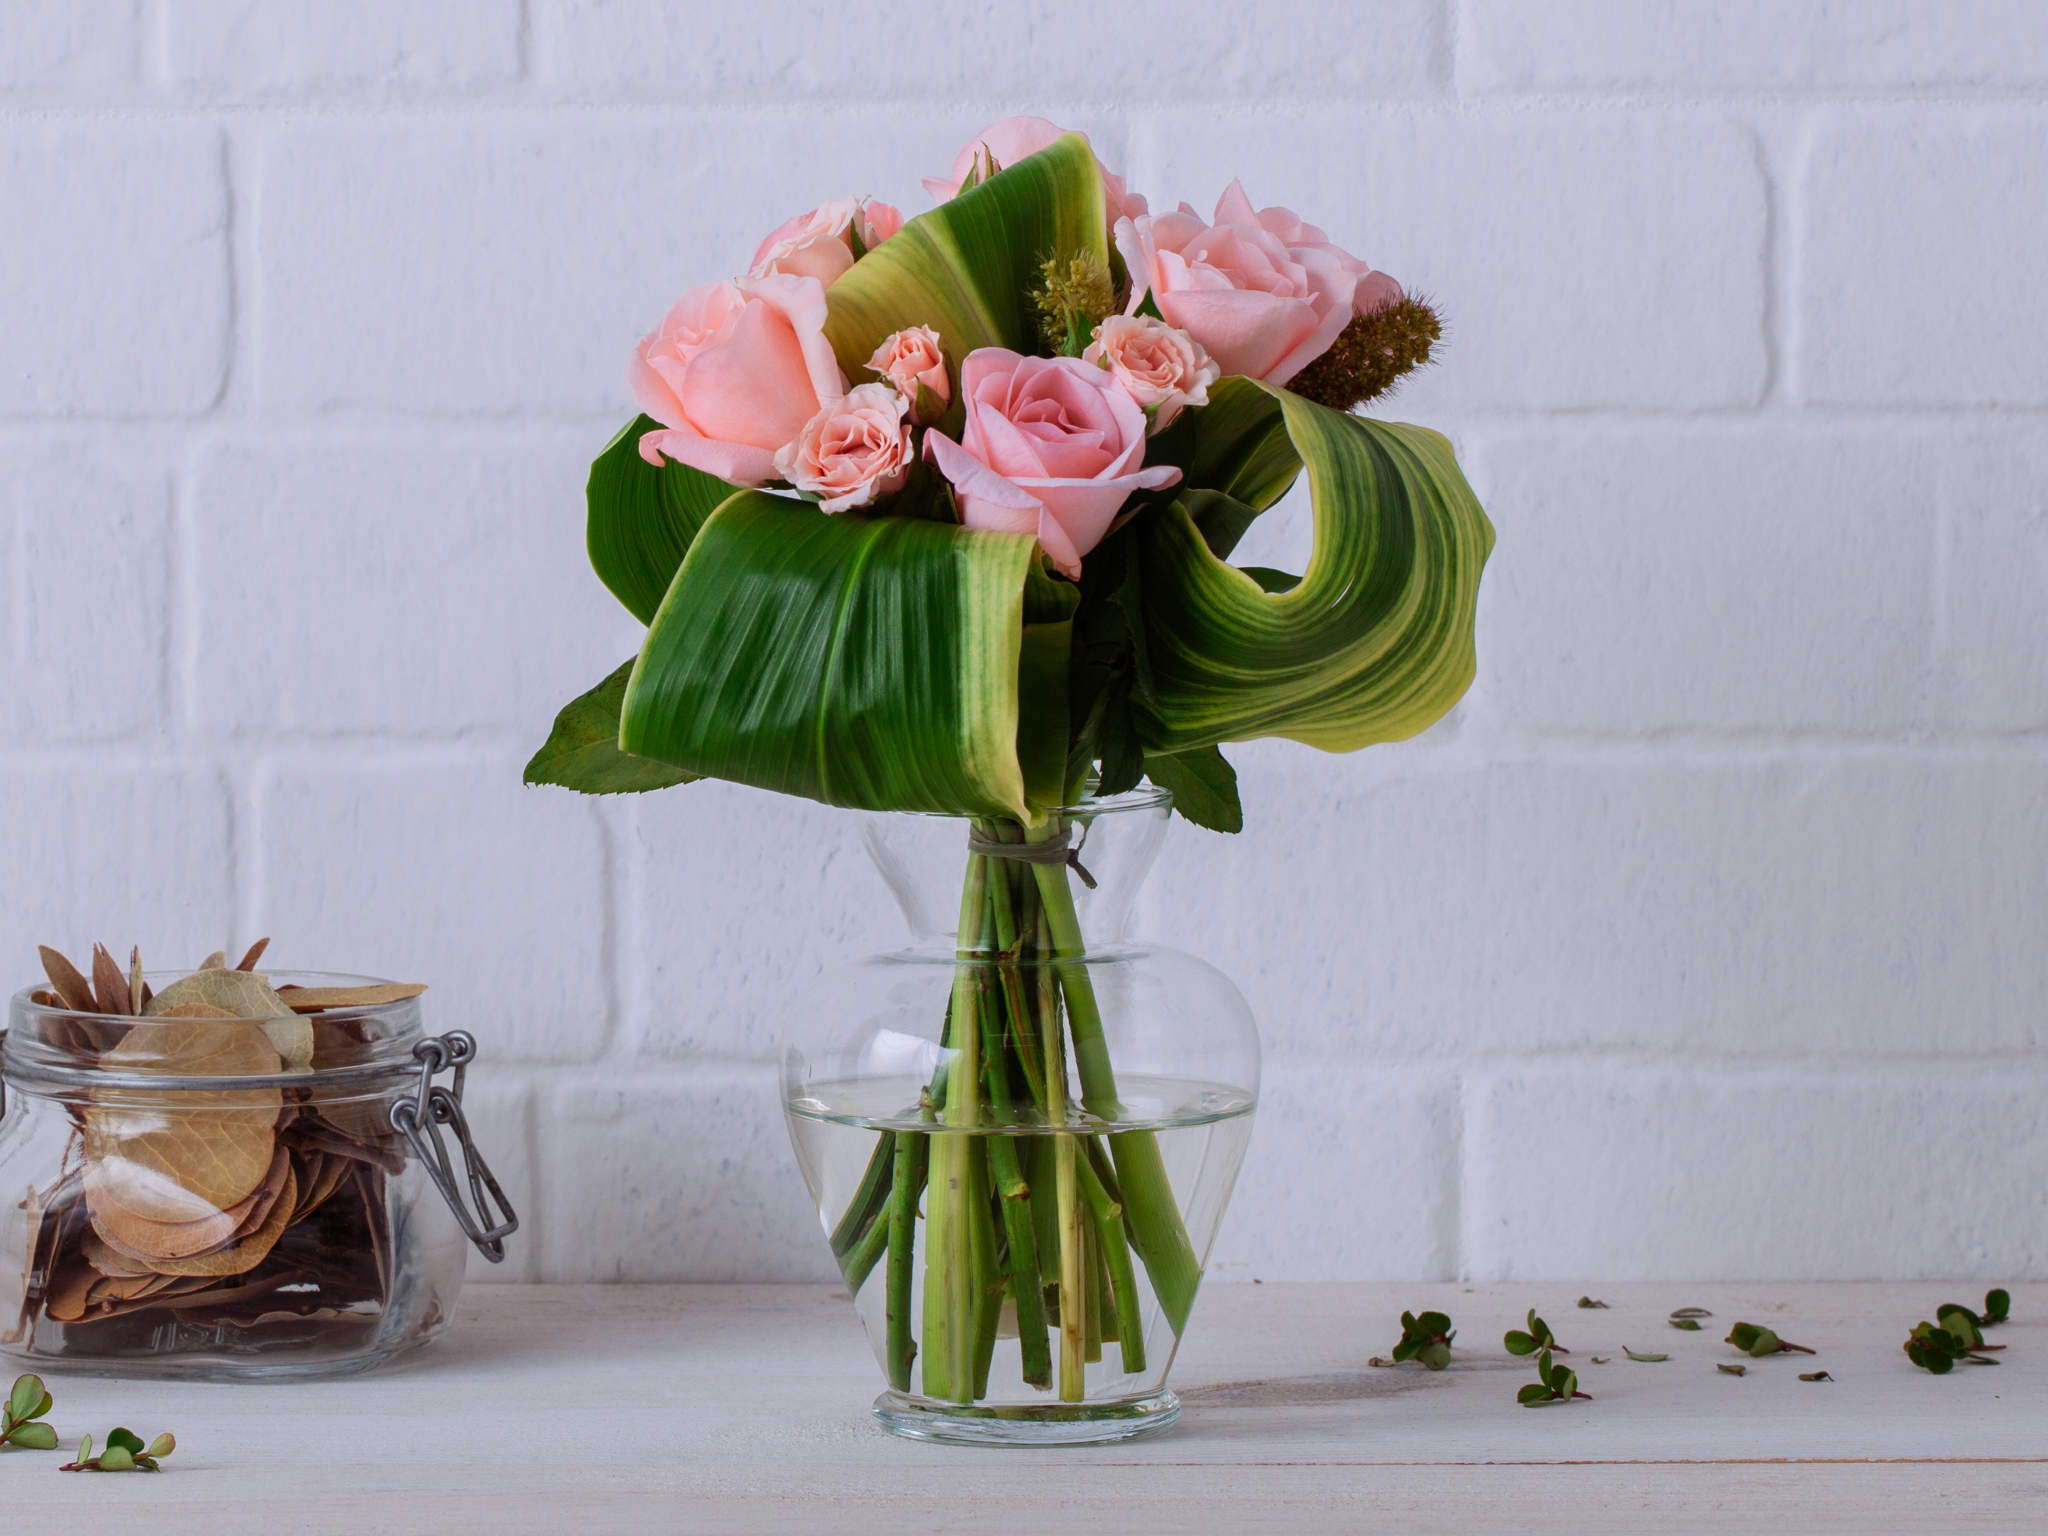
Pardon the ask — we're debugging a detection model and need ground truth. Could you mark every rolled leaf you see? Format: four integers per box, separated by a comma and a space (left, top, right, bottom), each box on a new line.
821, 133, 1109, 387
620, 492, 1052, 820
587, 414, 740, 625
1135, 383, 1493, 754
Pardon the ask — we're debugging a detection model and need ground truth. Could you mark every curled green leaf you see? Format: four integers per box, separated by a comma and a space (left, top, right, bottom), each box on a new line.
1718, 1363, 1747, 1376
1577, 1296, 1609, 1309
1669, 1307, 1713, 1320
1623, 1347, 1669, 1363
1799, 1371, 1833, 1382
1669, 1317, 1702, 1331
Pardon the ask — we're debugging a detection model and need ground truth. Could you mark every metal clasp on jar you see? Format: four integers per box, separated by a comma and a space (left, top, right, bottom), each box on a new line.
389, 1030, 519, 1262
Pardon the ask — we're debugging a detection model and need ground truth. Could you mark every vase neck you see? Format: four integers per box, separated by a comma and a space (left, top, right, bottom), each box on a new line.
861, 790, 1172, 948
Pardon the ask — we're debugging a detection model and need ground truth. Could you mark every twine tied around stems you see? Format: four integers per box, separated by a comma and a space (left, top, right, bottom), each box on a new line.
966, 822, 1097, 890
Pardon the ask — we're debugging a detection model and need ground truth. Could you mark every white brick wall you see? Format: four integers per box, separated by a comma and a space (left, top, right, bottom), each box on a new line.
2, 2, 2043, 1286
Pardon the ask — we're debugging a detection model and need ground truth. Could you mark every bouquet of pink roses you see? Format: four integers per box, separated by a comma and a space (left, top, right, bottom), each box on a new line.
530, 118, 1490, 1413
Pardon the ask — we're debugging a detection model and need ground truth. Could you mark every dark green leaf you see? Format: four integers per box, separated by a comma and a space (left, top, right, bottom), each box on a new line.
1416, 1312, 1452, 1336
587, 415, 739, 626
1669, 1318, 1702, 1331
1144, 745, 1244, 833
1504, 1330, 1537, 1355
1148, 378, 1304, 525
1577, 1297, 1609, 1309
1985, 1288, 2011, 1323
526, 660, 696, 795
619, 494, 1051, 820
1390, 1338, 1419, 1364
104, 1428, 145, 1456
1517, 1382, 1552, 1404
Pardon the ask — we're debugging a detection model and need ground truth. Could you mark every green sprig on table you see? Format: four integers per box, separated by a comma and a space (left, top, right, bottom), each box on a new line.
1505, 1309, 1567, 1356
1517, 1349, 1590, 1406
60, 1428, 175, 1473
0, 1375, 58, 1451
1904, 1313, 2003, 1373
1389, 1310, 1457, 1370
1725, 1321, 1816, 1358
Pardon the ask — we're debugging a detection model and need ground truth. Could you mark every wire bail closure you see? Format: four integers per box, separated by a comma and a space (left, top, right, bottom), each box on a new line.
389, 1030, 519, 1262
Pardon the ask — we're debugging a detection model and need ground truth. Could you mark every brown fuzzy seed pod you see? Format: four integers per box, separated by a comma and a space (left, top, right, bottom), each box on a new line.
1287, 296, 1443, 413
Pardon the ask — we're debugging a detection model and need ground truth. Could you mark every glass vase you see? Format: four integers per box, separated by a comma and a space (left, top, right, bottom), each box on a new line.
782, 786, 1259, 1444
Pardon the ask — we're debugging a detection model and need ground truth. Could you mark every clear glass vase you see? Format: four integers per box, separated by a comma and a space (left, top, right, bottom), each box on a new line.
782, 787, 1259, 1444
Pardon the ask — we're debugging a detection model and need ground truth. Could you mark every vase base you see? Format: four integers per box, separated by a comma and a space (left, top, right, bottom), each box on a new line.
871, 1388, 1181, 1446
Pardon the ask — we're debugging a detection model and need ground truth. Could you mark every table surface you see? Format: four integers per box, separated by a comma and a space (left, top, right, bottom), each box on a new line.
1, 1282, 2042, 1533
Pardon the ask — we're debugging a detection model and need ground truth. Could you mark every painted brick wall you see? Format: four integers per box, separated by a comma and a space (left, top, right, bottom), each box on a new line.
3, 1, 2044, 1285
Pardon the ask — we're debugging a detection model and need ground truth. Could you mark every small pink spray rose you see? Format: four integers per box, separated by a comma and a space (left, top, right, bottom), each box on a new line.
867, 326, 950, 422
630, 274, 847, 484
925, 349, 1181, 579
1113, 180, 1401, 385
1082, 315, 1220, 433
749, 197, 903, 286
923, 116, 1147, 225
772, 383, 915, 513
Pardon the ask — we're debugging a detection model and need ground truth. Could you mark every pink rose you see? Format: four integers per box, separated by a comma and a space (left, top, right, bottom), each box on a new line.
630, 274, 847, 484
1082, 315, 1220, 434
922, 116, 1147, 226
866, 326, 950, 422
772, 383, 914, 512
925, 349, 1181, 579
748, 196, 903, 287
1113, 180, 1400, 385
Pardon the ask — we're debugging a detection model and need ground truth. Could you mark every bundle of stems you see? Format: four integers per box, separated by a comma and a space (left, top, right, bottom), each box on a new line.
826, 814, 1200, 1404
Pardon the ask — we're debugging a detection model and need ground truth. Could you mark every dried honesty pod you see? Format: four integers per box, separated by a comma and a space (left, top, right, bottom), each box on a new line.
13, 939, 430, 1355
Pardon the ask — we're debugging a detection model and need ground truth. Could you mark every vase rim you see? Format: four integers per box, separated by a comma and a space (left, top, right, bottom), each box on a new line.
897, 782, 1173, 822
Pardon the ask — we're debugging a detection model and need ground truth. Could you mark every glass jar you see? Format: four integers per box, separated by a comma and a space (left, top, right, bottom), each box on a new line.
0, 973, 516, 1381
783, 787, 1260, 1444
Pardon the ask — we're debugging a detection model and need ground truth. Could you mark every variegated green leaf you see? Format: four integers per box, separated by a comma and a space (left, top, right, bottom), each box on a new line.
1135, 382, 1493, 753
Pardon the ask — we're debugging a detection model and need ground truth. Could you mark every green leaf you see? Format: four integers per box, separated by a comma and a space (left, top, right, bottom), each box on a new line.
1517, 1383, 1552, 1405
1718, 1363, 1747, 1377
75, 1434, 91, 1465
821, 133, 1108, 388
1390, 1338, 1419, 1363
1416, 1312, 1452, 1336
1669, 1318, 1702, 1331
1669, 1307, 1713, 1320
1135, 386, 1492, 756
587, 415, 740, 626
620, 493, 1050, 821
1418, 1341, 1452, 1371
7, 1423, 56, 1451
1504, 1330, 1537, 1355
1149, 378, 1306, 535
6, 1374, 39, 1425
104, 1428, 145, 1456
1941, 1311, 1982, 1348
1577, 1297, 1609, 1309
1799, 1371, 1833, 1382
1623, 1348, 1668, 1363
30, 1392, 51, 1421
144, 1434, 175, 1460
96, 1445, 134, 1472
1985, 1287, 2011, 1323
525, 660, 697, 795
1143, 745, 1244, 833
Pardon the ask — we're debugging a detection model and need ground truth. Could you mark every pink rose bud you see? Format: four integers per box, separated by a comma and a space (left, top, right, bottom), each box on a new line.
867, 326, 950, 423
923, 116, 1147, 226
772, 383, 915, 513
1082, 315, 1221, 434
749, 196, 903, 287
1113, 180, 1398, 385
924, 348, 1181, 579
630, 274, 847, 485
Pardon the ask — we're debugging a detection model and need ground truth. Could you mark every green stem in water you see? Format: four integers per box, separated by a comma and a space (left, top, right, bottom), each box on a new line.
1030, 847, 1203, 1336
883, 1129, 925, 1392
1075, 1149, 1147, 1375
978, 965, 1052, 1390
922, 852, 990, 1402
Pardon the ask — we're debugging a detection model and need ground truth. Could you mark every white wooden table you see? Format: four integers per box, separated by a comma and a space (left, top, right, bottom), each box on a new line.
4, 1283, 2042, 1532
